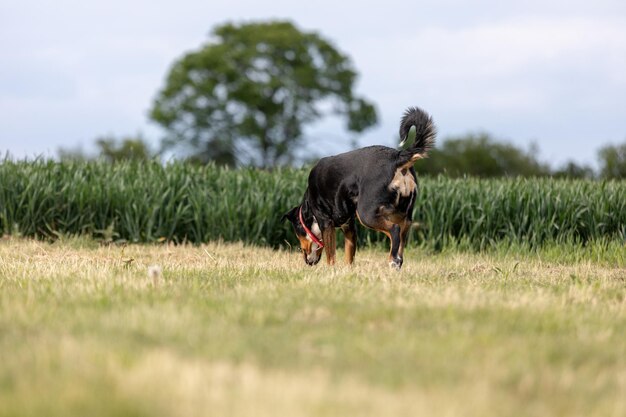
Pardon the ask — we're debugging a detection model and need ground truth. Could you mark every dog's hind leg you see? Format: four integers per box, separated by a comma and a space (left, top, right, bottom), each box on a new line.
389, 220, 412, 269
322, 227, 337, 265
356, 208, 404, 269
388, 224, 403, 269
397, 220, 411, 263
341, 219, 357, 265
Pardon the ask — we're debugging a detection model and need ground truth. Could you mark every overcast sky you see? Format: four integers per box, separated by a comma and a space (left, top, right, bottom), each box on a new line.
1, 0, 625, 168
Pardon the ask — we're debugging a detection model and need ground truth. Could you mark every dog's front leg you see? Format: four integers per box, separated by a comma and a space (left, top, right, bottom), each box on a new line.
322, 227, 337, 265
341, 219, 357, 265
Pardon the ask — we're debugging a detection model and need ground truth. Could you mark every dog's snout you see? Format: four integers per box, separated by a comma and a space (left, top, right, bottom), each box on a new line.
306, 257, 320, 266
303, 251, 321, 266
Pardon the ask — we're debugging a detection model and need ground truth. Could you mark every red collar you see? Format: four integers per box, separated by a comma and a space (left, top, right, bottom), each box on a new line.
299, 206, 324, 248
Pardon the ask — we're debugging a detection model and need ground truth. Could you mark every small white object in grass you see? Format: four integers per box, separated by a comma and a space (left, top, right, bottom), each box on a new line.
148, 265, 162, 284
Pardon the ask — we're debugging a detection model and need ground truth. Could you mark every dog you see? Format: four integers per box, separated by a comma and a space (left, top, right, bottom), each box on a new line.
282, 107, 436, 269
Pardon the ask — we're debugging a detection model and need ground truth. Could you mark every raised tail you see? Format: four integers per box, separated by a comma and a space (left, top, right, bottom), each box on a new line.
397, 106, 436, 168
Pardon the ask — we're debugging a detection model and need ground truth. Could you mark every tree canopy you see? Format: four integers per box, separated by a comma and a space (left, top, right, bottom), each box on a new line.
414, 133, 551, 178
598, 142, 626, 179
150, 20, 377, 167
57, 135, 154, 163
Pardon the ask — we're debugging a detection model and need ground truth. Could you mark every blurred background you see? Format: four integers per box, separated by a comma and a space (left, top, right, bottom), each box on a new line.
1, 0, 625, 178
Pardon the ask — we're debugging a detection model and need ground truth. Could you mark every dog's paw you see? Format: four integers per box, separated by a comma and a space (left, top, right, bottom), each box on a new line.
389, 257, 403, 270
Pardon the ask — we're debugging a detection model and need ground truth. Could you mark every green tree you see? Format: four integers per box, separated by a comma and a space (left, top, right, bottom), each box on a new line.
598, 141, 626, 179
95, 136, 153, 163
415, 133, 550, 177
150, 20, 377, 167
552, 161, 594, 179
58, 135, 154, 162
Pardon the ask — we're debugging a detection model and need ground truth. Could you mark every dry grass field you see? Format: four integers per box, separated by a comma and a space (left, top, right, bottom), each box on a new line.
0, 237, 625, 417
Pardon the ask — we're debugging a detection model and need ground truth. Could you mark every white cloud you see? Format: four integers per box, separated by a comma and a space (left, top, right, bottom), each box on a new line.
353, 16, 626, 99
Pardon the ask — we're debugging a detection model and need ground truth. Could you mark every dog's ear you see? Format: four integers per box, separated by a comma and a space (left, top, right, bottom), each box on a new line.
281, 205, 300, 223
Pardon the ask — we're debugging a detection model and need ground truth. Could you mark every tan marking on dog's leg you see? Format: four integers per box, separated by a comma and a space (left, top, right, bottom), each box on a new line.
342, 223, 357, 265
372, 226, 394, 262
357, 208, 393, 263
357, 207, 406, 269
322, 227, 336, 265
397, 220, 411, 260
345, 239, 355, 264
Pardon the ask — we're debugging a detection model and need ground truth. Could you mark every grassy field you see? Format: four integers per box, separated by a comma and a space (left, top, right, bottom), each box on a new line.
0, 238, 625, 417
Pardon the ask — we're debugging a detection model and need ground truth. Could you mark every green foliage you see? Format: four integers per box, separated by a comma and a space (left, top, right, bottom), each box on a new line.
95, 136, 154, 162
417, 176, 625, 250
552, 161, 595, 179
598, 141, 626, 179
1, 160, 624, 250
415, 133, 550, 177
150, 20, 377, 167
413, 134, 626, 180
58, 135, 154, 162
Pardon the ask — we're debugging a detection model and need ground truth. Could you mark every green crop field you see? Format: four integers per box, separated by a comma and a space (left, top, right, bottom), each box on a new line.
0, 238, 625, 417
1, 160, 625, 250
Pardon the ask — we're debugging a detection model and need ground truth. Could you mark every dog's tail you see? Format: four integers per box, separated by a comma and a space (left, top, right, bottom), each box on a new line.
397, 107, 436, 168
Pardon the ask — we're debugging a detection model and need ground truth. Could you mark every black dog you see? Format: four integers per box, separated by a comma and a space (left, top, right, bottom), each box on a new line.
282, 107, 435, 269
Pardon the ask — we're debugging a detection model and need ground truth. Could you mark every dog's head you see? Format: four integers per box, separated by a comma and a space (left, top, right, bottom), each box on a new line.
281, 205, 323, 266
